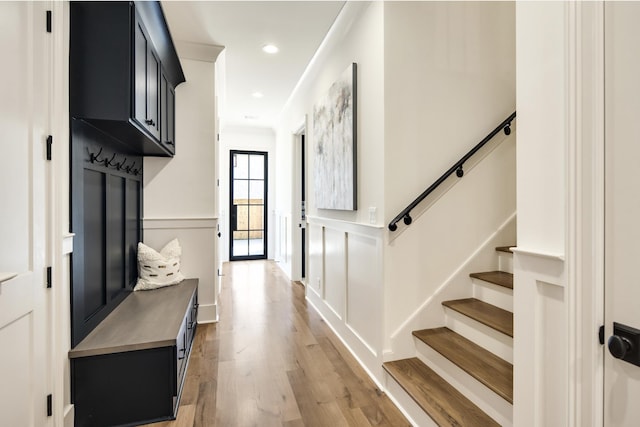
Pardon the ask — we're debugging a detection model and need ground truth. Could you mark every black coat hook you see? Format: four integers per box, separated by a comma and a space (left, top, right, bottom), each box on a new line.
90, 147, 103, 163
116, 157, 127, 171
104, 153, 116, 167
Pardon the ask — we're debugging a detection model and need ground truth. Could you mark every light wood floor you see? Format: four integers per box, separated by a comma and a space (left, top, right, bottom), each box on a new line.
149, 260, 410, 427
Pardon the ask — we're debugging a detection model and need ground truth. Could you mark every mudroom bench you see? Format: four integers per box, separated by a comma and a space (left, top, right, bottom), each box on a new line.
69, 278, 198, 427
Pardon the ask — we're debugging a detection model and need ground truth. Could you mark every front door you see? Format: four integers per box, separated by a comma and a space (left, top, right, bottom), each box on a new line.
0, 2, 51, 425
604, 3, 640, 424
229, 151, 268, 260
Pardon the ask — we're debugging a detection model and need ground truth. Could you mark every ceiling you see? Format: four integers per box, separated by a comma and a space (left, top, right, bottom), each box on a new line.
161, 1, 345, 130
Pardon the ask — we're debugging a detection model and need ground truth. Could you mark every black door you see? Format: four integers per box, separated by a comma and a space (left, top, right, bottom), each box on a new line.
229, 151, 267, 260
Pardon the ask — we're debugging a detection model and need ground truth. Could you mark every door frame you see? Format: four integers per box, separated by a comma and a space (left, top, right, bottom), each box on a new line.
292, 120, 307, 283
566, 1, 605, 425
228, 150, 268, 261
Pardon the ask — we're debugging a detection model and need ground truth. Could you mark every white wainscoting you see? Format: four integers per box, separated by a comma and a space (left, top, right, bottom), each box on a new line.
512, 248, 566, 427
143, 217, 219, 323
305, 216, 385, 384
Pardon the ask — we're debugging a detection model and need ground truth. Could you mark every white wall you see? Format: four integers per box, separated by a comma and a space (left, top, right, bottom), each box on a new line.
144, 47, 222, 323
275, 1, 385, 280
218, 126, 276, 262
382, 1, 516, 354
274, 1, 386, 378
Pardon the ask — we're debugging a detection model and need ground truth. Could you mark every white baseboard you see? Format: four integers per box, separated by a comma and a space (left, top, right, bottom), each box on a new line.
63, 404, 74, 427
197, 302, 218, 324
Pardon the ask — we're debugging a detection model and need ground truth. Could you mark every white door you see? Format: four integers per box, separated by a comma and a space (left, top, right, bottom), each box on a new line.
605, 2, 640, 425
0, 2, 52, 426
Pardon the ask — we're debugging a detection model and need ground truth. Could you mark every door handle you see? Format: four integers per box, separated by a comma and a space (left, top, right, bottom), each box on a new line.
608, 322, 640, 367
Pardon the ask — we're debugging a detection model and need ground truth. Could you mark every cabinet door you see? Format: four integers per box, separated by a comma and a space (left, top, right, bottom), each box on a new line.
146, 48, 160, 139
160, 71, 175, 153
167, 85, 175, 149
133, 16, 148, 126
160, 72, 168, 146
133, 10, 160, 141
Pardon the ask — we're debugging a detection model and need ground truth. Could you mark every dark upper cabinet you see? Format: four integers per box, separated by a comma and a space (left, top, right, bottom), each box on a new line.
133, 13, 161, 141
70, 1, 184, 157
160, 71, 176, 155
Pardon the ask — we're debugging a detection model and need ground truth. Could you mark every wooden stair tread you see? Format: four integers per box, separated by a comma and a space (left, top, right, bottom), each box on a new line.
412, 327, 513, 403
469, 271, 513, 289
383, 358, 499, 427
442, 298, 513, 337
495, 246, 514, 253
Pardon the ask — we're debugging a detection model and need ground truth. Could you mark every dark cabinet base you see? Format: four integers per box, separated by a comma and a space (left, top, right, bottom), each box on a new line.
72, 348, 176, 427
70, 280, 198, 427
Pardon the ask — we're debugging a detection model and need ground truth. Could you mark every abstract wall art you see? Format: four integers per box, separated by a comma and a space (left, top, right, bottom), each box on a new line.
313, 63, 357, 210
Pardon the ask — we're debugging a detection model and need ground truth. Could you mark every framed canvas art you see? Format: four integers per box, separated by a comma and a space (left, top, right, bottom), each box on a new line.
313, 63, 357, 210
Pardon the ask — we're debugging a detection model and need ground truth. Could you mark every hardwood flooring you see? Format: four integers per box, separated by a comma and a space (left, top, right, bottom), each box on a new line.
149, 260, 409, 427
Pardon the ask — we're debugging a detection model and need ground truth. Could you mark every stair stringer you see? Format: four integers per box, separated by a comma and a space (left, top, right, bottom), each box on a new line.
384, 212, 516, 362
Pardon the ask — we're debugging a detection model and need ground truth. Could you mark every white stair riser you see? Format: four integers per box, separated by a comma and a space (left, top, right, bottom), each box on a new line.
444, 308, 514, 364
472, 280, 513, 311
498, 252, 513, 274
383, 373, 439, 427
414, 342, 513, 427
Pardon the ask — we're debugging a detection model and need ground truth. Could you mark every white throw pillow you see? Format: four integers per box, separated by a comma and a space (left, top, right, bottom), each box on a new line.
134, 238, 185, 291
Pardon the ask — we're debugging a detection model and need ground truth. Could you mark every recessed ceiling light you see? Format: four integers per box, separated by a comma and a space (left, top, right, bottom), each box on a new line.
252, 92, 264, 99
262, 44, 279, 54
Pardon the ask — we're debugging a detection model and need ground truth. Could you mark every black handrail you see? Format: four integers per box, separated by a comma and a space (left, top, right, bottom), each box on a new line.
388, 111, 516, 232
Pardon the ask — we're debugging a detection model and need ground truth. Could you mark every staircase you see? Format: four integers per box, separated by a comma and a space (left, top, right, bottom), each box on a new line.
384, 246, 514, 426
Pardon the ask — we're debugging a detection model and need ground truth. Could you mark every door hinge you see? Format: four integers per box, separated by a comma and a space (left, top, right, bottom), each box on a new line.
46, 266, 52, 289
46, 11, 52, 33
599, 324, 605, 345
217, 133, 220, 142
46, 394, 52, 416
46, 135, 53, 161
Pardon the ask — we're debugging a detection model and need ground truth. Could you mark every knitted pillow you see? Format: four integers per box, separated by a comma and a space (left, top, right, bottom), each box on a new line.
134, 238, 185, 291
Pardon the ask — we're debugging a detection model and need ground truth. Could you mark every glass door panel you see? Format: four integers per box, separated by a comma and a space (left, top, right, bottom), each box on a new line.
230, 151, 267, 260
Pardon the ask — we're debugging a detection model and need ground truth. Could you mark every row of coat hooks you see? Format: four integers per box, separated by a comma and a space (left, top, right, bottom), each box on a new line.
89, 147, 141, 176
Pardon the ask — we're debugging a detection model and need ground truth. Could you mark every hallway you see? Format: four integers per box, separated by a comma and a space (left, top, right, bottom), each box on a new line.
151, 260, 409, 427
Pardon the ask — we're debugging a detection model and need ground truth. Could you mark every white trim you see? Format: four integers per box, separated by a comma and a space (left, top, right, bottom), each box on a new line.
306, 215, 385, 237
143, 217, 218, 229
566, 3, 579, 425
63, 404, 74, 427
510, 247, 565, 262
175, 41, 224, 63
196, 303, 218, 324
62, 233, 74, 255
346, 323, 378, 358
512, 250, 565, 288
576, 2, 605, 426
0, 273, 17, 284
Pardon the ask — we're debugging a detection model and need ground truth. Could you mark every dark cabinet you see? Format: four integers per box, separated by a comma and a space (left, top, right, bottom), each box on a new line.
160, 71, 176, 154
70, 280, 198, 426
70, 1, 184, 157
133, 13, 161, 141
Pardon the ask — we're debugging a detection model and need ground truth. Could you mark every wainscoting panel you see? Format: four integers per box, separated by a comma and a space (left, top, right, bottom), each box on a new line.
324, 227, 347, 319
308, 223, 324, 297
347, 233, 382, 354
306, 216, 385, 383
143, 218, 219, 323
512, 249, 566, 427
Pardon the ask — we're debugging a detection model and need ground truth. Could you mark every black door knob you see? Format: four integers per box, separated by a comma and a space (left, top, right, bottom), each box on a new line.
609, 335, 633, 359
